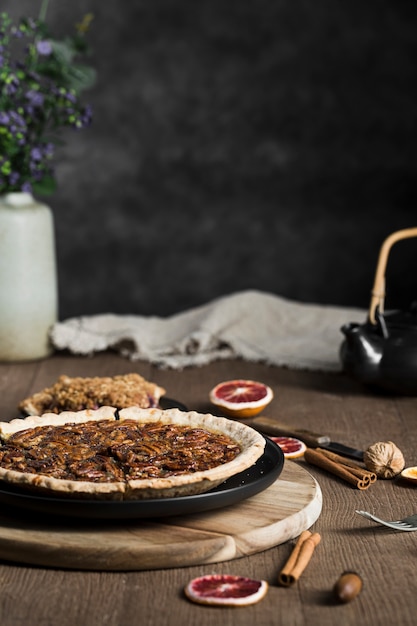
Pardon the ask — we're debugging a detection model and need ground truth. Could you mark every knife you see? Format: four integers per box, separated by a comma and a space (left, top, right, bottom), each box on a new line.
246, 415, 364, 462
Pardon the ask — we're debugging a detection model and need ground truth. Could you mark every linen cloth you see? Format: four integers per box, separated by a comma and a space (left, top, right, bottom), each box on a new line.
50, 290, 366, 371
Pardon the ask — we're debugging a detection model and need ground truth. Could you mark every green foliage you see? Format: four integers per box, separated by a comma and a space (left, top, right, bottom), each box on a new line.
0, 10, 95, 195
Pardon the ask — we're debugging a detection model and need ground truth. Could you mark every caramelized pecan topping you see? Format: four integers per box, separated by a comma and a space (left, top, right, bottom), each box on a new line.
0, 419, 241, 483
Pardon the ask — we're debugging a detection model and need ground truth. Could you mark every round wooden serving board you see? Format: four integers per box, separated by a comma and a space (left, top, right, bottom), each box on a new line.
0, 461, 321, 571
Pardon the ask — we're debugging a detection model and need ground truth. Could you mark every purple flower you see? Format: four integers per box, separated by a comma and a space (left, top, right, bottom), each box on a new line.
0, 12, 94, 194
25, 89, 44, 107
43, 143, 54, 157
27, 70, 40, 81
9, 111, 25, 125
11, 27, 23, 39
8, 111, 26, 137
5, 76, 19, 95
77, 104, 93, 128
30, 147, 43, 162
65, 91, 77, 104
23, 104, 35, 116
36, 40, 52, 56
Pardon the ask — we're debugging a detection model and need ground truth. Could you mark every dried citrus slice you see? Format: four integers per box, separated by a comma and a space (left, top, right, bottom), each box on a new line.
184, 574, 268, 607
209, 379, 273, 418
270, 436, 306, 459
400, 466, 417, 484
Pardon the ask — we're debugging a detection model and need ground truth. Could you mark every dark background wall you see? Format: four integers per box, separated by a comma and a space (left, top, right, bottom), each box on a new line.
3, 0, 417, 319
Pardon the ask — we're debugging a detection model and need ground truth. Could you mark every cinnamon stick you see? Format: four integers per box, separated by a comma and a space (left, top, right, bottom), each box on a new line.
304, 448, 370, 489
316, 448, 377, 483
278, 530, 321, 586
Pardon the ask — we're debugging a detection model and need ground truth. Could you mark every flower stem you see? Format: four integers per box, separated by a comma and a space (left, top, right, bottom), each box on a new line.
38, 0, 50, 22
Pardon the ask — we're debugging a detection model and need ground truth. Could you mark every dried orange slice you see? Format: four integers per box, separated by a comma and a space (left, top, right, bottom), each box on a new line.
270, 436, 306, 459
209, 379, 273, 418
400, 466, 417, 484
184, 574, 268, 607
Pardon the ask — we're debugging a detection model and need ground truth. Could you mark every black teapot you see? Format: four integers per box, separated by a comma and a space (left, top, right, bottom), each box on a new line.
340, 227, 417, 395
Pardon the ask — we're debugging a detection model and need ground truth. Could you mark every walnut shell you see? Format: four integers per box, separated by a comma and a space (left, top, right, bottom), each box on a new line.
363, 441, 405, 479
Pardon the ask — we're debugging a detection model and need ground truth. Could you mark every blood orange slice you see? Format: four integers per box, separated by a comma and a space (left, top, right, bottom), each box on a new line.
209, 379, 273, 418
270, 436, 306, 459
184, 574, 268, 607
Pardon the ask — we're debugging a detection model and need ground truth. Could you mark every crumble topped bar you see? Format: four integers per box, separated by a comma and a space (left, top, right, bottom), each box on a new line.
18, 373, 166, 415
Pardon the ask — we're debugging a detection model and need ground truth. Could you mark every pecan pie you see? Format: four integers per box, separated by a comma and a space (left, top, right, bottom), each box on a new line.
0, 407, 265, 500
18, 373, 166, 415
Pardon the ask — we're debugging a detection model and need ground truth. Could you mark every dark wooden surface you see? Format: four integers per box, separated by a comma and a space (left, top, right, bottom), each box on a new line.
0, 352, 416, 626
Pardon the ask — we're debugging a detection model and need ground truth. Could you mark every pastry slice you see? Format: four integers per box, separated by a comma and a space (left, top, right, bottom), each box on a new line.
18, 373, 166, 416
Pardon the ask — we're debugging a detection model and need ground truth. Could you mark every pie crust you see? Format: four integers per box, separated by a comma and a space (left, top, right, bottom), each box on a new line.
0, 407, 266, 500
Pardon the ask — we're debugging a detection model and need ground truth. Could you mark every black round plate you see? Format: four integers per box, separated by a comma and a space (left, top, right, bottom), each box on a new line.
0, 439, 284, 520
159, 396, 188, 411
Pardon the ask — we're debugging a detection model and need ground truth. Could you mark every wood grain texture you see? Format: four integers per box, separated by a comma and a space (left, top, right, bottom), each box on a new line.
0, 463, 321, 571
1, 353, 417, 626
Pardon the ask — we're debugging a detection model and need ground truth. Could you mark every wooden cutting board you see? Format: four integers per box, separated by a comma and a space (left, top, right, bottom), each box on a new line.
0, 462, 321, 571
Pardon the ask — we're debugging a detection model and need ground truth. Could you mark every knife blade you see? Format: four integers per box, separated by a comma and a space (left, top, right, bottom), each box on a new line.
246, 415, 364, 461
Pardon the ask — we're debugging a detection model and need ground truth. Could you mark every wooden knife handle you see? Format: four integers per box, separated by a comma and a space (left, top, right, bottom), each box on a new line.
249, 416, 331, 448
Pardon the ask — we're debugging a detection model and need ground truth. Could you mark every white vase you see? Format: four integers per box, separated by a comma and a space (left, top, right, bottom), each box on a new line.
0, 192, 58, 361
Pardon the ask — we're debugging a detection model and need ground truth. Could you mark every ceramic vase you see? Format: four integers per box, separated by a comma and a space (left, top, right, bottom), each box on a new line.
0, 192, 58, 361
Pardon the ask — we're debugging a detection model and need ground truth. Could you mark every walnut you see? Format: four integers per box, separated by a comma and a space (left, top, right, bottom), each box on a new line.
363, 441, 405, 479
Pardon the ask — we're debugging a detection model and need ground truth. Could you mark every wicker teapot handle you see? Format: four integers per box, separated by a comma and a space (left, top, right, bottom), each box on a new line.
369, 227, 417, 324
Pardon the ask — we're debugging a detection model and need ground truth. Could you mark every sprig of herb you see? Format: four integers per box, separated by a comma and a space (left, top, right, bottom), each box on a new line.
0, 7, 95, 195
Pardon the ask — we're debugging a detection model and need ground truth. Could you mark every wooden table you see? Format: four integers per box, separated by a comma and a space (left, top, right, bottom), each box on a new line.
0, 352, 416, 626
